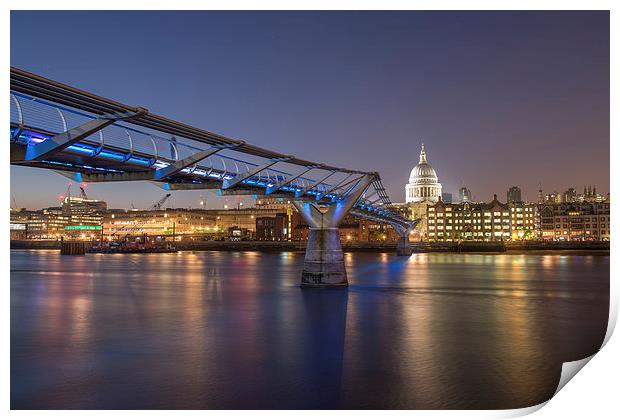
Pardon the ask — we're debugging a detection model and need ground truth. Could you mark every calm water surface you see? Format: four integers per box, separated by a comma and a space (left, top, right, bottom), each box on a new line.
11, 250, 609, 409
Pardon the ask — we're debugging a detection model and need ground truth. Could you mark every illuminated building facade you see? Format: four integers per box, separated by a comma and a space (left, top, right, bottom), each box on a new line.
578, 186, 608, 203
61, 197, 107, 239
291, 215, 399, 243
509, 202, 539, 240
211, 206, 293, 233
255, 197, 294, 210
540, 186, 608, 205
563, 187, 578, 203
103, 205, 298, 240
103, 209, 216, 239
391, 201, 429, 242
15, 207, 70, 239
544, 192, 562, 204
10, 209, 35, 239
538, 202, 610, 241
427, 195, 511, 242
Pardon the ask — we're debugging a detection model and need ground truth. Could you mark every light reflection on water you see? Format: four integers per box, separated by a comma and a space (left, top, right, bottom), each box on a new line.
11, 250, 608, 409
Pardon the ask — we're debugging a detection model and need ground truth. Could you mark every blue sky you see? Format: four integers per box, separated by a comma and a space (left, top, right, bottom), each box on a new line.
11, 11, 609, 209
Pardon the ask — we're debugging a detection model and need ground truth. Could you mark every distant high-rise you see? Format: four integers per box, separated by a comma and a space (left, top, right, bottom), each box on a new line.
441, 192, 453, 203
563, 187, 577, 203
458, 187, 472, 203
544, 192, 562, 204
579, 185, 607, 203
537, 186, 544, 204
506, 186, 522, 204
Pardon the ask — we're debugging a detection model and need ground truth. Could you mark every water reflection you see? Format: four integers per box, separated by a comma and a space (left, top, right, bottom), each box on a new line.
11, 250, 609, 409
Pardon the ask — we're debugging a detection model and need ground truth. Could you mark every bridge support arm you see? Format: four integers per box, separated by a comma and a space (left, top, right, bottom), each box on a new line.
154, 146, 222, 180
292, 174, 375, 288
222, 157, 290, 190
265, 166, 315, 195
295, 170, 336, 198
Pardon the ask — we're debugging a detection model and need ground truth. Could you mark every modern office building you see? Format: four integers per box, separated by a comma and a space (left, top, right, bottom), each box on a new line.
563, 187, 578, 203
506, 186, 522, 204
458, 187, 472, 203
10, 208, 35, 239
544, 192, 562, 204
60, 196, 107, 239
578, 186, 608, 203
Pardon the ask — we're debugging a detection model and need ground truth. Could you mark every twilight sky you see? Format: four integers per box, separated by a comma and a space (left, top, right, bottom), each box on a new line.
10, 11, 609, 210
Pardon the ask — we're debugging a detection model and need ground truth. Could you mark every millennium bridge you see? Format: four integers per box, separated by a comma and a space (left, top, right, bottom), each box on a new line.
10, 67, 417, 287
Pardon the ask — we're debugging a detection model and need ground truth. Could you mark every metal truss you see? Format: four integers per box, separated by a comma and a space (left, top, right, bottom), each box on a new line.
10, 66, 412, 229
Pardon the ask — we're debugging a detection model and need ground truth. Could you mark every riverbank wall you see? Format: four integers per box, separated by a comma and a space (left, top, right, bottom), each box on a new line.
11, 239, 610, 253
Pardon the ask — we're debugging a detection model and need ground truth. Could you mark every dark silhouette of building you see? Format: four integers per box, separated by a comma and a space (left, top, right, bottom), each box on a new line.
458, 187, 472, 203
506, 186, 522, 204
256, 213, 288, 241
564, 187, 577, 203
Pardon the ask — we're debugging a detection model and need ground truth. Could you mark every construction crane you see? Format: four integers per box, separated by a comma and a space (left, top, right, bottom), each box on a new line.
153, 193, 171, 210
79, 183, 88, 200
59, 182, 72, 203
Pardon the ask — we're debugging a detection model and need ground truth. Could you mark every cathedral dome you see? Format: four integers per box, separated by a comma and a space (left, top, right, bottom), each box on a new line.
409, 163, 438, 183
408, 144, 438, 184
405, 144, 442, 204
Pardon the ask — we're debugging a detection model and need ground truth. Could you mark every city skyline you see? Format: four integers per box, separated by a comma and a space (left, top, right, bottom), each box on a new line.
10, 11, 610, 209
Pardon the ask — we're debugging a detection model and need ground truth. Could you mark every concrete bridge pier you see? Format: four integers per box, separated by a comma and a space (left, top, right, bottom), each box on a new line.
301, 227, 347, 287
396, 233, 412, 256
391, 223, 413, 256
293, 174, 374, 288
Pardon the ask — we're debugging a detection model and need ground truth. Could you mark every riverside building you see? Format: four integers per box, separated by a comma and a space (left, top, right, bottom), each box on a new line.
509, 202, 539, 240
61, 196, 107, 239
103, 209, 217, 239
538, 202, 610, 241
426, 195, 511, 242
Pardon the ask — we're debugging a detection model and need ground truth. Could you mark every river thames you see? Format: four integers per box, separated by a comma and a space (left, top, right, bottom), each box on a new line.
10, 249, 609, 409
